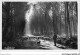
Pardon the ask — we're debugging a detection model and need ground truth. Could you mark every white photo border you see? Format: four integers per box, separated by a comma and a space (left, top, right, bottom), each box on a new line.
0, 0, 80, 54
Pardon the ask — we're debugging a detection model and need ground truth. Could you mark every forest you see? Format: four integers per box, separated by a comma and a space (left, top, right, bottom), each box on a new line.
2, 2, 78, 49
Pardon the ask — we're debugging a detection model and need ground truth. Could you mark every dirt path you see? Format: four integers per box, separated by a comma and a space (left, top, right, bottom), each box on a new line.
23, 38, 67, 49
39, 40, 62, 49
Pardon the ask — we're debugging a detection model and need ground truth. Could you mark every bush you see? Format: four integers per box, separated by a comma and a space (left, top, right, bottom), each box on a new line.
57, 36, 77, 49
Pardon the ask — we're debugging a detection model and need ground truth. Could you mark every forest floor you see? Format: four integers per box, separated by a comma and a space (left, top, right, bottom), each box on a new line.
3, 37, 76, 49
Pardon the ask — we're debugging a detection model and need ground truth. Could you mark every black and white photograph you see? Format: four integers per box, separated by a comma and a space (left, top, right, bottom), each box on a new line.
2, 1, 78, 50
